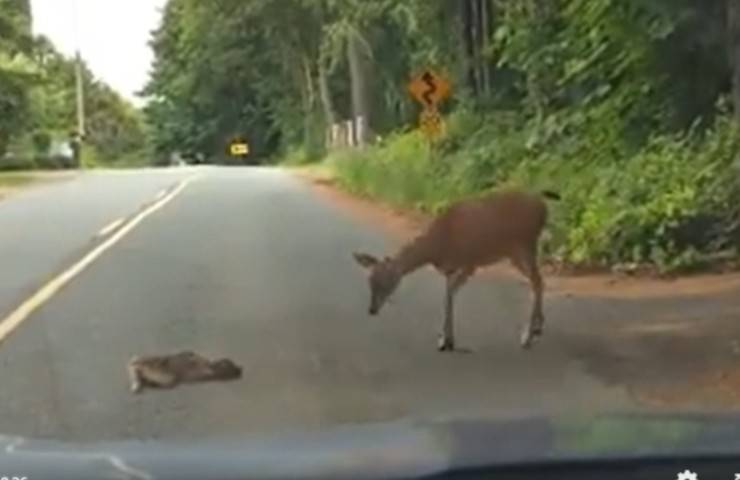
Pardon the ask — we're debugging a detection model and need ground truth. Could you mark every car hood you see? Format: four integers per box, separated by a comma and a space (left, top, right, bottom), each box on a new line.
3, 412, 740, 480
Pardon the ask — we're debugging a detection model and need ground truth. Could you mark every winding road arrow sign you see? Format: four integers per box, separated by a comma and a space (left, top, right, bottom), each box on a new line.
408, 70, 450, 107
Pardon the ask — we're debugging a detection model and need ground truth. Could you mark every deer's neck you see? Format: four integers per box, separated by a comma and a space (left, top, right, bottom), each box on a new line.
392, 233, 434, 276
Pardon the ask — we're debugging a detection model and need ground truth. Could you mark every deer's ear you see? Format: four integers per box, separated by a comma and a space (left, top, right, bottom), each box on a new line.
353, 252, 379, 269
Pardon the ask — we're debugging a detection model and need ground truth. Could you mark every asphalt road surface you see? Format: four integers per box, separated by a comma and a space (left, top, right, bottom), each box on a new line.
0, 166, 726, 443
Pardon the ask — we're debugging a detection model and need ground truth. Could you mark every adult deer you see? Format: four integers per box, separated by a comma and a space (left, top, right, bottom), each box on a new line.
353, 189, 560, 351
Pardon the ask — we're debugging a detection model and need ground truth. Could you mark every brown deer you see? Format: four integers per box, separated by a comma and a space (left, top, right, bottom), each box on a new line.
127, 351, 242, 393
353, 189, 560, 351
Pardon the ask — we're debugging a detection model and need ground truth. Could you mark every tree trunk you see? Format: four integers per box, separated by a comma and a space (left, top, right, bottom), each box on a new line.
479, 0, 492, 95
346, 31, 371, 145
471, 0, 484, 95
318, 57, 338, 149
528, 0, 553, 125
315, 2, 337, 133
729, 0, 740, 123
461, 0, 478, 96
318, 58, 336, 127
301, 56, 320, 152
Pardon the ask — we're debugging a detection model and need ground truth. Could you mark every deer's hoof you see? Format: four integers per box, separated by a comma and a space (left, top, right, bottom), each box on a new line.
437, 336, 455, 352
520, 329, 541, 350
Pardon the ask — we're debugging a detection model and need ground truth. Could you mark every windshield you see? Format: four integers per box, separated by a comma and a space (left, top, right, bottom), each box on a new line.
1, 0, 740, 466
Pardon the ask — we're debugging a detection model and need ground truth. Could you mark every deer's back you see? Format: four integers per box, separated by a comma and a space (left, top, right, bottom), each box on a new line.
427, 190, 548, 270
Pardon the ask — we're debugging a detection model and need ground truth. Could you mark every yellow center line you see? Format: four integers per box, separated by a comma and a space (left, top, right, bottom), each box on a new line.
0, 174, 199, 345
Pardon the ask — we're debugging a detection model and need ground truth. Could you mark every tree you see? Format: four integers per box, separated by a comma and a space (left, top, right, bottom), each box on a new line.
729, 0, 740, 123
144, 0, 296, 162
0, 0, 35, 157
1, 0, 144, 167
143, 0, 738, 164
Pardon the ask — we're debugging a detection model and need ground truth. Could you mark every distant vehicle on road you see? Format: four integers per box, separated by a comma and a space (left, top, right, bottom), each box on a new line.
48, 141, 74, 162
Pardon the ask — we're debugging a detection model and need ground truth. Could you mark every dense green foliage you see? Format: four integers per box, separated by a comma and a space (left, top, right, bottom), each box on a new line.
329, 0, 740, 272
0, 0, 146, 169
147, 0, 740, 270
144, 0, 450, 163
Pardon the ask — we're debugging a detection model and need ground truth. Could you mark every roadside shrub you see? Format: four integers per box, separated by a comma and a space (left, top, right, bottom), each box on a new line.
331, 131, 468, 212
113, 150, 150, 168
0, 153, 35, 171
33, 154, 68, 170
282, 147, 316, 166
80, 145, 101, 169
329, 111, 740, 273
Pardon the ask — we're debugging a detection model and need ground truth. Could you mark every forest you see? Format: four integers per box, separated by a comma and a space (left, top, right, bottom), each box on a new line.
142, 0, 740, 271
0, 0, 145, 169
4, 0, 740, 271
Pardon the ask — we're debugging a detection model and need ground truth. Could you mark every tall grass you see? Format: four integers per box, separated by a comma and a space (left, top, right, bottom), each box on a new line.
330, 110, 740, 272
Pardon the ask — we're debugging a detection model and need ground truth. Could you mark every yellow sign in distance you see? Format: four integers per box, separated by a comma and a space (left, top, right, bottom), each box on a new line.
230, 142, 249, 156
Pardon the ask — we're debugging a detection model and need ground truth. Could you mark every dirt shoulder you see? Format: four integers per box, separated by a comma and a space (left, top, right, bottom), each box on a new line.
294, 167, 740, 299
294, 166, 740, 409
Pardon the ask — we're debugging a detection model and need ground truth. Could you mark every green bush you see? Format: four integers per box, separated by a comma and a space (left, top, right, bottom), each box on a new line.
33, 154, 69, 170
80, 145, 101, 169
282, 147, 317, 166
331, 131, 470, 213
0, 153, 35, 171
113, 150, 150, 168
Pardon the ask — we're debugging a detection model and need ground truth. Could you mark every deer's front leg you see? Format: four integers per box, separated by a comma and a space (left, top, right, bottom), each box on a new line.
438, 269, 473, 352
520, 264, 545, 350
438, 284, 456, 352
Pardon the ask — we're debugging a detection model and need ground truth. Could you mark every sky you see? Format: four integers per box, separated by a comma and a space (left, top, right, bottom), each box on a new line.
30, 0, 167, 105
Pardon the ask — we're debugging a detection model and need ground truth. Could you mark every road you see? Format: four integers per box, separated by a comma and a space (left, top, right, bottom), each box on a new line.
0, 166, 737, 443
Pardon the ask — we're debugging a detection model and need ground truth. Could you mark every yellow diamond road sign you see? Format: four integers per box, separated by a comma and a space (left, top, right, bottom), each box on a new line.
408, 70, 451, 107
230, 142, 249, 156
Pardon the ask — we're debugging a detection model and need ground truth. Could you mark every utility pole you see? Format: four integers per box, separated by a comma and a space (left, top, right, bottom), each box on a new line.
75, 50, 85, 139
71, 0, 85, 166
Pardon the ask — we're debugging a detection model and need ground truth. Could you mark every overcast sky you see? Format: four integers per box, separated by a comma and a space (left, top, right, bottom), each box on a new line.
30, 0, 167, 104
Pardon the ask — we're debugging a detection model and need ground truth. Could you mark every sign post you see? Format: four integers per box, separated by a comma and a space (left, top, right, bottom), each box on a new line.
408, 69, 451, 147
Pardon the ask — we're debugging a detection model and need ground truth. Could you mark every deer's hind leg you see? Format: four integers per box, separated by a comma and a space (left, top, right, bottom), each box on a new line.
510, 244, 545, 350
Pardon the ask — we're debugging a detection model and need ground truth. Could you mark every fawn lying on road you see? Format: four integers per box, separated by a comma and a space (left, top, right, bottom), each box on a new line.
127, 351, 242, 393
353, 189, 560, 351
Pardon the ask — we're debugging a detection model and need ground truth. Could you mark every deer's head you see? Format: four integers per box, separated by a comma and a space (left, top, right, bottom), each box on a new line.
353, 252, 402, 315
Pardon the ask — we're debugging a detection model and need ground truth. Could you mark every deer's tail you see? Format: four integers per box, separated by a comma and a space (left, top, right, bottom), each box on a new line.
541, 190, 561, 201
